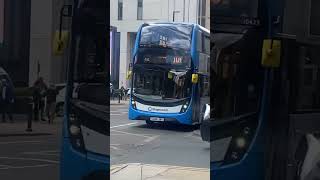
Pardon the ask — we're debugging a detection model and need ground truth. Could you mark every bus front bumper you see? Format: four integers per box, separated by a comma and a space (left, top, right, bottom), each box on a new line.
128, 106, 193, 125
60, 139, 109, 180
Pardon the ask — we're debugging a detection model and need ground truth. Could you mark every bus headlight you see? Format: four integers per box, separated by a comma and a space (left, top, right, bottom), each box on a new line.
68, 106, 85, 151
211, 113, 259, 166
131, 100, 137, 109
180, 101, 189, 113
70, 125, 81, 136
235, 137, 246, 149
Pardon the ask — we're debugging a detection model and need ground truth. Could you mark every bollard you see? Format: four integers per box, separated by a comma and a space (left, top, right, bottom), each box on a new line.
118, 93, 121, 103
26, 102, 33, 132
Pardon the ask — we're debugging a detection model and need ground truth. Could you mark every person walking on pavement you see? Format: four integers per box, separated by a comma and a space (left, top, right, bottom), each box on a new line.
1, 79, 14, 123
33, 77, 48, 121
120, 86, 125, 100
32, 84, 41, 121
45, 84, 59, 124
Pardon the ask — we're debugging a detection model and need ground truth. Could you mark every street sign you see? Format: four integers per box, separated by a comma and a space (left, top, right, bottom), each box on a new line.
53, 30, 69, 56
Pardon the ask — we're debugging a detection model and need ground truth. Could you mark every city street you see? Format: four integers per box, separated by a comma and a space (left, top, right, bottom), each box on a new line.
0, 118, 62, 180
110, 101, 210, 169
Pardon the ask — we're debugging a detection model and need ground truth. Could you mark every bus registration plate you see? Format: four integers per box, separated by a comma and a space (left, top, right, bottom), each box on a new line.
150, 117, 164, 122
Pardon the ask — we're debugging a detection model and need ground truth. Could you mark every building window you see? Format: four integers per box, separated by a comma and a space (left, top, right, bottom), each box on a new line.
118, 0, 123, 20
201, 0, 206, 27
137, 0, 143, 20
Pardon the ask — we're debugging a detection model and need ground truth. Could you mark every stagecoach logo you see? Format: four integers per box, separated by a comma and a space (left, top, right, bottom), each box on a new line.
148, 107, 169, 112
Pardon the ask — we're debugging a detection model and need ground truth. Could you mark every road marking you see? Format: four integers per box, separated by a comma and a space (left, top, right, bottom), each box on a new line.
144, 135, 159, 143
22, 150, 59, 156
0, 165, 10, 168
111, 130, 149, 138
111, 146, 119, 150
0, 141, 42, 145
111, 113, 123, 116
0, 164, 52, 170
0, 157, 59, 164
110, 123, 137, 129
110, 110, 128, 113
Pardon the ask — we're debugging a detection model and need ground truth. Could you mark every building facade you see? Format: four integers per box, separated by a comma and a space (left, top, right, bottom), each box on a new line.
0, 0, 70, 87
110, 0, 210, 88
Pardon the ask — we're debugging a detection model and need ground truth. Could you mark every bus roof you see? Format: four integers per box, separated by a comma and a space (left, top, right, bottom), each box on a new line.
145, 22, 210, 33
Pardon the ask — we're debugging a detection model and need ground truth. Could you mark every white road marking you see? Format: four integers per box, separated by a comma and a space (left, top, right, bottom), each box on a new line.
0, 164, 52, 170
110, 123, 137, 129
110, 146, 119, 150
143, 135, 159, 143
110, 111, 128, 113
111, 113, 123, 116
22, 150, 59, 156
0, 157, 59, 164
111, 130, 158, 144
111, 130, 149, 138
0, 141, 42, 145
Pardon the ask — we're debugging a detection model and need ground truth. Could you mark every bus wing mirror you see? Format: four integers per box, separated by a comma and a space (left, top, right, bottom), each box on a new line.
126, 71, 132, 80
192, 74, 199, 84
261, 39, 281, 68
203, 104, 210, 121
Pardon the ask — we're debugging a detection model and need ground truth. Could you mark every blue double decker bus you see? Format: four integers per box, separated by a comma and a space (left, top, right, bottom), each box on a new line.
60, 0, 109, 179
128, 23, 210, 125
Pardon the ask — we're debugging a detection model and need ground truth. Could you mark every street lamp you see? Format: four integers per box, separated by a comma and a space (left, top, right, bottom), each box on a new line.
173, 10, 180, 22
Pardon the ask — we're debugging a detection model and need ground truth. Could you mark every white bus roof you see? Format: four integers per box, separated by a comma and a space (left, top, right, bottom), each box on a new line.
146, 22, 210, 33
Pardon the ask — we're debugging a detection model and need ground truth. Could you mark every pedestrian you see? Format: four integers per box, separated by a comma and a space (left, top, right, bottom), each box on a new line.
32, 85, 41, 121
45, 84, 59, 124
1, 79, 14, 123
120, 86, 125, 100
33, 77, 48, 121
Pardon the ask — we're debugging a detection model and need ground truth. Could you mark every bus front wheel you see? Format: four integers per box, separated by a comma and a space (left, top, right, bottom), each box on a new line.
145, 120, 154, 125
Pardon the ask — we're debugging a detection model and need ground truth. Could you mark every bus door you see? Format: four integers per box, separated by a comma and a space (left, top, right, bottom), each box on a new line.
198, 32, 210, 124
267, 43, 320, 180
205, 28, 267, 179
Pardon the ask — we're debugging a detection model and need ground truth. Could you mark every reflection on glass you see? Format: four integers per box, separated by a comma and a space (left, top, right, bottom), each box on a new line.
133, 66, 192, 100
140, 24, 193, 50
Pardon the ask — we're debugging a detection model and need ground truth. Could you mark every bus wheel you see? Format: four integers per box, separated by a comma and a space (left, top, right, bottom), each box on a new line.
146, 120, 154, 125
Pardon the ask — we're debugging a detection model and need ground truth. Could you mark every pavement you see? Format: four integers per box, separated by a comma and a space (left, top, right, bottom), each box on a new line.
0, 115, 60, 137
111, 163, 209, 180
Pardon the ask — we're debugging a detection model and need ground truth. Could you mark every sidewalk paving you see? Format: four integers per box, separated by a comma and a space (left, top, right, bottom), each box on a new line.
111, 163, 210, 180
0, 115, 62, 137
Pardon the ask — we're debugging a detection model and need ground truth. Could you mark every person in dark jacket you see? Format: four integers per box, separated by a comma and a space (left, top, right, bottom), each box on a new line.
1, 79, 14, 123
45, 84, 59, 124
33, 77, 48, 121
